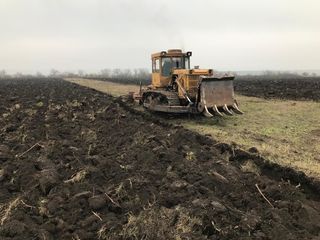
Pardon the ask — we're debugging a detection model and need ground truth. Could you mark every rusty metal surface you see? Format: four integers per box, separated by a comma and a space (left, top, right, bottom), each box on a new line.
200, 77, 235, 107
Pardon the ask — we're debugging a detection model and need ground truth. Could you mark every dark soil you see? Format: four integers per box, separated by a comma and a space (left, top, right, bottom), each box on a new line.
235, 76, 320, 101
0, 78, 320, 240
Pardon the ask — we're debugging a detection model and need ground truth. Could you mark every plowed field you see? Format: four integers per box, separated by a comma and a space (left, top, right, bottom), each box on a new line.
0, 78, 320, 240
235, 77, 320, 101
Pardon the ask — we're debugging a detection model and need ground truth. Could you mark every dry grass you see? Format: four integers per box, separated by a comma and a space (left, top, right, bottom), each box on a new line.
240, 160, 261, 176
66, 78, 139, 97
0, 197, 21, 225
65, 78, 320, 178
97, 206, 201, 240
180, 95, 320, 177
64, 169, 88, 183
38, 198, 49, 217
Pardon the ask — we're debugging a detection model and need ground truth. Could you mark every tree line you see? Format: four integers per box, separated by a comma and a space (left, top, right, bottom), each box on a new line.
0, 69, 152, 85
0, 69, 318, 85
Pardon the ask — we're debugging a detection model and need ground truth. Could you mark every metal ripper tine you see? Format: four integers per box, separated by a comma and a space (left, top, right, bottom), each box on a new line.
203, 105, 214, 118
232, 103, 244, 114
213, 105, 224, 117
223, 104, 233, 115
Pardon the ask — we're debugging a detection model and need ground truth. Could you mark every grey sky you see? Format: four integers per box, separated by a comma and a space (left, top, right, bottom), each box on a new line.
0, 0, 319, 74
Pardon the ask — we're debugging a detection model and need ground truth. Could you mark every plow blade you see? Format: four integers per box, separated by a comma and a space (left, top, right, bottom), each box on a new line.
199, 76, 243, 117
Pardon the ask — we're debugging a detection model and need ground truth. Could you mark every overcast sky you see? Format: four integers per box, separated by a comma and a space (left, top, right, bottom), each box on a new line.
0, 0, 319, 74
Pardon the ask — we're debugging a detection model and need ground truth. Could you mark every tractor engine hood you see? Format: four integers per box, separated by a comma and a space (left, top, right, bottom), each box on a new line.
190, 68, 213, 75
172, 68, 214, 76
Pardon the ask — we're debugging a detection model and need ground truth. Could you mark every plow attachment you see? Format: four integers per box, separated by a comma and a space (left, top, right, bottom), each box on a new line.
197, 76, 243, 117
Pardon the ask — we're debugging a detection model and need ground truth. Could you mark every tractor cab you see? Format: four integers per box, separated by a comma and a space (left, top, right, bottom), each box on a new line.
151, 49, 192, 88
161, 55, 191, 76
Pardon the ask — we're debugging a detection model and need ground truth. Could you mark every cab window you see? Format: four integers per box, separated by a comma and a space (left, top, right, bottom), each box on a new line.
152, 59, 160, 73
161, 57, 172, 77
172, 57, 183, 69
184, 57, 190, 69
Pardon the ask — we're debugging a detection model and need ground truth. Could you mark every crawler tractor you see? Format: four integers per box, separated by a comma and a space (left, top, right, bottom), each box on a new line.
139, 49, 242, 117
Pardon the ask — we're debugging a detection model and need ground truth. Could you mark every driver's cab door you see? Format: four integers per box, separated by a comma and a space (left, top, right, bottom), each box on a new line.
152, 57, 171, 88
152, 57, 161, 87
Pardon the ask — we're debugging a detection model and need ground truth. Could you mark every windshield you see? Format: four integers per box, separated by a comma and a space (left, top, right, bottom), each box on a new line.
172, 57, 183, 68
161, 57, 190, 76
161, 58, 172, 76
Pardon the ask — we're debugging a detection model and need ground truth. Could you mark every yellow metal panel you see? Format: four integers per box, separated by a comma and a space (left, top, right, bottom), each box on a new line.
152, 73, 161, 87
176, 75, 200, 99
159, 76, 171, 87
152, 73, 171, 88
190, 69, 213, 75
173, 69, 191, 75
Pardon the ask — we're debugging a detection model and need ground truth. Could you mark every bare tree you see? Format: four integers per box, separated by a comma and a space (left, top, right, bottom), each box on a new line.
100, 68, 111, 77
121, 69, 131, 79
0, 70, 6, 78
263, 70, 275, 76
97, 68, 151, 84
302, 72, 309, 77
112, 68, 121, 78
14, 72, 23, 78
36, 71, 44, 78
50, 69, 59, 77
62, 72, 77, 78
78, 70, 85, 77
136, 68, 150, 79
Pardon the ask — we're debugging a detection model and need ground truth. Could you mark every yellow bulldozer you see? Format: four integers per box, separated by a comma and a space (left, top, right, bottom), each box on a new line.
137, 49, 243, 117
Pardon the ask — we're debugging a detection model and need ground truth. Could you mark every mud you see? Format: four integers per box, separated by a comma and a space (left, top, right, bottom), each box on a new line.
235, 76, 320, 101
0, 78, 320, 240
